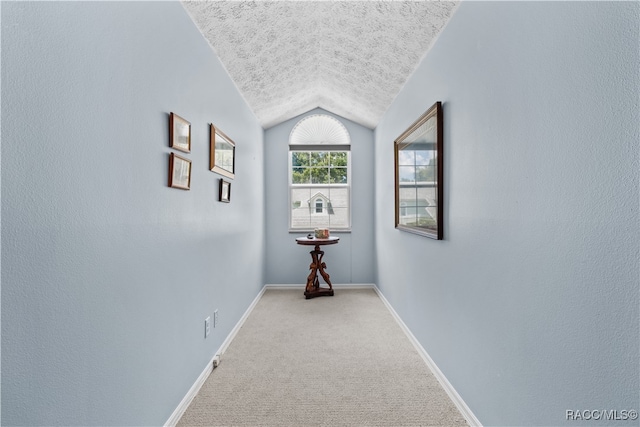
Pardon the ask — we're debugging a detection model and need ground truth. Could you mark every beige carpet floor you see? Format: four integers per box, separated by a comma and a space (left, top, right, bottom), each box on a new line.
178, 288, 467, 426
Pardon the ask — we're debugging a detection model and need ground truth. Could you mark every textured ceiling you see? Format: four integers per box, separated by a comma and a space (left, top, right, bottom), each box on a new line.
182, 1, 459, 129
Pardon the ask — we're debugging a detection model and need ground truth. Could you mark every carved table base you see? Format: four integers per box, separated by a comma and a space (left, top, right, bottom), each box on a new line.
304, 244, 334, 299
295, 236, 339, 299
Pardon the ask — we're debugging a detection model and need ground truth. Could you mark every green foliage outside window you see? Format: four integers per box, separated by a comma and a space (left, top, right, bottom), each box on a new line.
291, 151, 348, 184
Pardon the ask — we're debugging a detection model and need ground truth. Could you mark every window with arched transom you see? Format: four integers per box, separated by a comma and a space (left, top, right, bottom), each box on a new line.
288, 115, 351, 231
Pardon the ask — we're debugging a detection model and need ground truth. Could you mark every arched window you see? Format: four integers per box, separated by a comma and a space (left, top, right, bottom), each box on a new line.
288, 114, 351, 231
289, 115, 350, 146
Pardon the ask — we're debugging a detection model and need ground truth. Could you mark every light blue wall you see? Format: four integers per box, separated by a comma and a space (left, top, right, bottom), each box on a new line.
1, 2, 265, 425
374, 2, 639, 426
265, 108, 375, 284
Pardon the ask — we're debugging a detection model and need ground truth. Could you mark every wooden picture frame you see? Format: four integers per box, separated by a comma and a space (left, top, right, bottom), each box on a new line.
219, 179, 231, 203
394, 101, 443, 239
170, 112, 191, 153
169, 153, 192, 190
210, 124, 235, 179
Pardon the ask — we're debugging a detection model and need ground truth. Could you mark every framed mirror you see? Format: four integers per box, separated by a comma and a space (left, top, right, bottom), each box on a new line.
394, 101, 443, 239
210, 124, 235, 179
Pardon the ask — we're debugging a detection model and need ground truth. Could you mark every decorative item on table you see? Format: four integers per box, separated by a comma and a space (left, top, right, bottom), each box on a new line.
314, 228, 330, 239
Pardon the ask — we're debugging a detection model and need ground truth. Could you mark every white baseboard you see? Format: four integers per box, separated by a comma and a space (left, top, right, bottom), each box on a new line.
217, 286, 267, 356
164, 286, 267, 427
164, 354, 215, 427
373, 286, 482, 427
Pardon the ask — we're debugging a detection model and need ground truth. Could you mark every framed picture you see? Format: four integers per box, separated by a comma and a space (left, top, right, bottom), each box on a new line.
394, 101, 443, 239
170, 112, 191, 153
210, 124, 235, 179
169, 153, 192, 190
219, 179, 231, 203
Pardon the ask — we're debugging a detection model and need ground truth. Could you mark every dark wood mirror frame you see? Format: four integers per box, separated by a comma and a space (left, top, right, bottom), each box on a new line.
394, 101, 443, 239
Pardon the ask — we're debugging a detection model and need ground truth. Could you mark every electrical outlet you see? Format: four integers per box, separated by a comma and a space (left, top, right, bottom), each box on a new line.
213, 310, 218, 328
205, 316, 211, 338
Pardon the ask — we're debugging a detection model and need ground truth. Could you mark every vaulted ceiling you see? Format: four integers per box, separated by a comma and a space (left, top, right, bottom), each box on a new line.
182, 1, 459, 129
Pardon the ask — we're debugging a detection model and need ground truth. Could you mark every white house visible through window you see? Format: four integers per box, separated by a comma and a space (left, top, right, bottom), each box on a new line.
289, 115, 351, 231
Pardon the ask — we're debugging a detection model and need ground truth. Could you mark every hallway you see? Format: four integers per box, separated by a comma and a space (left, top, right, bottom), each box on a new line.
2, 1, 638, 426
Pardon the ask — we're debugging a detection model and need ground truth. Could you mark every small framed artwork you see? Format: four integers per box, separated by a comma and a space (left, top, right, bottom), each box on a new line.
210, 124, 235, 179
170, 112, 191, 153
394, 101, 443, 239
219, 178, 231, 203
169, 153, 192, 190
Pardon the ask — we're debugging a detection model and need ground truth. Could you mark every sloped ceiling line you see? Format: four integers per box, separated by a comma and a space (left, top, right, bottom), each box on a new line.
182, 1, 459, 130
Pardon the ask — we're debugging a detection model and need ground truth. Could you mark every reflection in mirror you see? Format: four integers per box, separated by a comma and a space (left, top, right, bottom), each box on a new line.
215, 133, 234, 172
210, 124, 235, 179
394, 102, 442, 239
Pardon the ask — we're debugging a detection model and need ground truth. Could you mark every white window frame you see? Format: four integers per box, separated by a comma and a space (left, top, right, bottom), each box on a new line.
288, 115, 351, 233
288, 149, 351, 232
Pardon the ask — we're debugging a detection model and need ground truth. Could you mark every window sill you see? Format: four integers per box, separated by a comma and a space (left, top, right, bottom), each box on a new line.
288, 229, 351, 234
